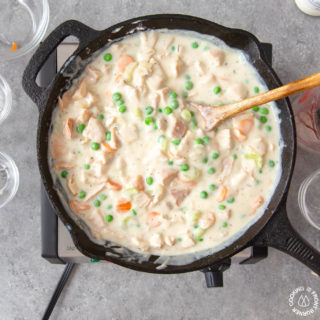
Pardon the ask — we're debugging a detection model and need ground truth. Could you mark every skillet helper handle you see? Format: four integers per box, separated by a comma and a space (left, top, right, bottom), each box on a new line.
254, 203, 320, 275
22, 20, 99, 108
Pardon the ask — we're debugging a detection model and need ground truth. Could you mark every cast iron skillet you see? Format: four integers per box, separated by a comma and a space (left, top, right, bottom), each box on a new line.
22, 15, 320, 274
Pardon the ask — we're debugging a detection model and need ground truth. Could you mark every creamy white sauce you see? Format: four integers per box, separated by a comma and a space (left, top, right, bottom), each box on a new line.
49, 30, 282, 261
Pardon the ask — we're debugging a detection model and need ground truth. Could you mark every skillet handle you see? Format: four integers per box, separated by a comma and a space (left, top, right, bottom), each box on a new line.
252, 202, 320, 275
22, 20, 99, 108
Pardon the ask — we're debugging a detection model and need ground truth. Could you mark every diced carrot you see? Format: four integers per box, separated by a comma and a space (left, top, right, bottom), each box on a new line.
250, 196, 264, 215
70, 200, 90, 214
216, 185, 228, 202
114, 74, 122, 82
116, 200, 132, 212
219, 77, 228, 81
63, 118, 73, 139
10, 42, 18, 51
101, 141, 117, 153
106, 179, 122, 191
117, 55, 135, 72
146, 211, 161, 228
178, 178, 198, 186
238, 118, 254, 135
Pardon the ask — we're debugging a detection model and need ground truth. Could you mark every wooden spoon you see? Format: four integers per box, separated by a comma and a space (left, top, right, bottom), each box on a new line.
190, 72, 320, 131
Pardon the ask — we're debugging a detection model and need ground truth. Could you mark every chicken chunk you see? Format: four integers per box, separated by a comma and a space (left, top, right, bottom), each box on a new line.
50, 133, 67, 160
164, 235, 176, 247
85, 66, 102, 84
226, 82, 249, 101
251, 137, 267, 156
158, 168, 179, 186
83, 117, 105, 143
149, 233, 164, 249
77, 109, 92, 123
171, 117, 188, 139
170, 188, 191, 206
216, 129, 232, 150
63, 118, 73, 140
87, 210, 105, 230
132, 175, 145, 191
159, 117, 168, 132
135, 191, 152, 208
181, 234, 195, 248
118, 123, 139, 144
131, 237, 149, 252
58, 91, 72, 112
72, 78, 87, 100
198, 212, 216, 230
204, 48, 225, 67
67, 174, 79, 196
85, 183, 105, 201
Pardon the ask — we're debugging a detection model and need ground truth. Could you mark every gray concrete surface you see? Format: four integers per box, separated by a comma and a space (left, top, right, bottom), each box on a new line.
0, 0, 319, 319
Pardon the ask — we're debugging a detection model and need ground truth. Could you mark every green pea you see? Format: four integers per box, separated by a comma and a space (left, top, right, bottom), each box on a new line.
99, 114, 104, 120
203, 136, 210, 144
107, 204, 112, 210
198, 238, 204, 242
190, 111, 195, 117
77, 123, 86, 134
191, 119, 197, 128
145, 116, 154, 125
164, 106, 173, 115
194, 225, 199, 229
185, 81, 193, 91
222, 221, 228, 228
146, 176, 153, 185
266, 125, 272, 132
209, 184, 216, 191
202, 157, 208, 164
252, 106, 260, 112
182, 91, 188, 99
195, 138, 204, 145
171, 45, 175, 52
180, 164, 189, 172
172, 139, 181, 146
105, 131, 111, 141
99, 194, 107, 201
233, 154, 238, 160
259, 169, 263, 174
104, 53, 112, 62
158, 108, 163, 113
178, 237, 182, 242
91, 142, 100, 151
105, 214, 113, 222
61, 170, 68, 179
260, 116, 267, 123
203, 46, 209, 51
170, 91, 177, 99
78, 191, 86, 199
145, 106, 154, 115
192, 42, 199, 48
185, 75, 191, 80
269, 160, 275, 168
227, 197, 235, 204
153, 123, 158, 130
261, 107, 269, 115
218, 103, 225, 106
112, 92, 122, 101
131, 209, 137, 216
116, 99, 125, 106
170, 100, 179, 109
118, 105, 127, 113
218, 204, 226, 210
207, 167, 216, 174
213, 86, 221, 94
200, 191, 208, 199
254, 86, 260, 93
168, 161, 174, 166
84, 164, 90, 170
93, 199, 101, 207
211, 152, 219, 159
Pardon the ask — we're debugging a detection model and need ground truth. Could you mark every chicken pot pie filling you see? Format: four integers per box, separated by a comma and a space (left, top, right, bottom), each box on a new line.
49, 30, 282, 256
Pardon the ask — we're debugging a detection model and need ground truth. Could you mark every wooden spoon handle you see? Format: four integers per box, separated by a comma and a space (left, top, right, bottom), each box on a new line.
223, 72, 320, 117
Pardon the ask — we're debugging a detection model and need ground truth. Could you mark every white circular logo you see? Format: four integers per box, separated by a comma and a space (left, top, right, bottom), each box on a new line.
289, 286, 319, 317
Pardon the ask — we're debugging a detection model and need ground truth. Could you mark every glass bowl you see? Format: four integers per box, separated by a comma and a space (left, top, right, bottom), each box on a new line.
0, 151, 19, 208
298, 169, 320, 230
0, 0, 50, 61
0, 74, 12, 124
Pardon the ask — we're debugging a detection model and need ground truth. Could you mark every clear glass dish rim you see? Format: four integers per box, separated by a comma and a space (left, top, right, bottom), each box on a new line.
0, 0, 50, 62
0, 151, 19, 208
0, 74, 12, 124
298, 168, 320, 230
